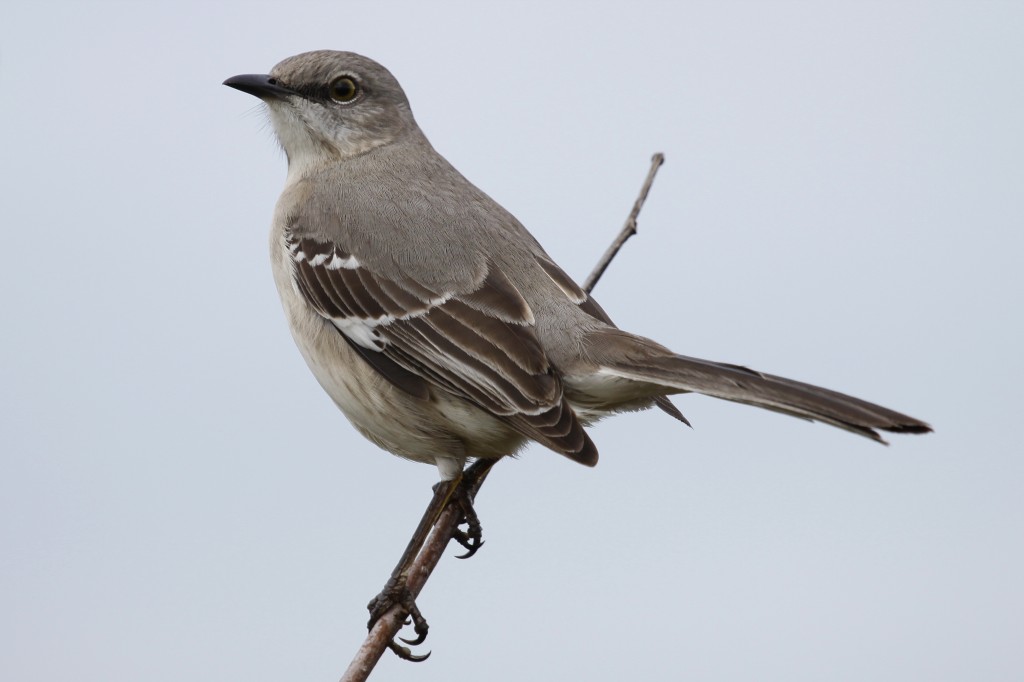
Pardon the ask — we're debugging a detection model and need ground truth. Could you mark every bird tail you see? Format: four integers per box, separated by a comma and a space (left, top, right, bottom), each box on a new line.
587, 329, 931, 443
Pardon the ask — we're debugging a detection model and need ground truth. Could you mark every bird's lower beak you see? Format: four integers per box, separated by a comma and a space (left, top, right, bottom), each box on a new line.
223, 74, 295, 100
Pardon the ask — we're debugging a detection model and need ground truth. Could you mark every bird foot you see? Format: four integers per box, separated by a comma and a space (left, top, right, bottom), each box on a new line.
367, 575, 431, 662
449, 482, 485, 559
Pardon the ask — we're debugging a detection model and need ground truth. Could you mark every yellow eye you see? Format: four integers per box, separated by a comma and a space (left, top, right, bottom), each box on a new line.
329, 76, 359, 103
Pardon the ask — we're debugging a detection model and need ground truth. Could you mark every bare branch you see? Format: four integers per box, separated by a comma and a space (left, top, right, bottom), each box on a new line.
582, 153, 665, 294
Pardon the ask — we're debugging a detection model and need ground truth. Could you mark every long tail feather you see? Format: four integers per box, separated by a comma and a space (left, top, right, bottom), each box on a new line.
590, 331, 931, 443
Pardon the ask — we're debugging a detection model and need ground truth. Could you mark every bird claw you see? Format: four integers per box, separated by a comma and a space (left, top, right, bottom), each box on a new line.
453, 529, 484, 559
367, 576, 431, 662
399, 631, 428, 646
387, 640, 431, 662
451, 481, 485, 559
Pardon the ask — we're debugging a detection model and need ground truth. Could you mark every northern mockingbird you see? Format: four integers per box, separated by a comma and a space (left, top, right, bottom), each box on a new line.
225, 50, 930, 656
225, 49, 928, 473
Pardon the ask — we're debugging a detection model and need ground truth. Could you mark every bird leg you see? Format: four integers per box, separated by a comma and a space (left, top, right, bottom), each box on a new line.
366, 476, 456, 661
366, 458, 498, 661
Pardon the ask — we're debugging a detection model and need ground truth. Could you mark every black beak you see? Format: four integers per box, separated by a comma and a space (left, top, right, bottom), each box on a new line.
223, 74, 295, 100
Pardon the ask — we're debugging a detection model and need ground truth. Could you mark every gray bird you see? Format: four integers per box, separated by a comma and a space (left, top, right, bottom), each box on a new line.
225, 50, 929, 479
224, 50, 930, 657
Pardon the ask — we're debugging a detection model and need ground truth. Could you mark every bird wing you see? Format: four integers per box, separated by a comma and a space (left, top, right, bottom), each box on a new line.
284, 228, 597, 465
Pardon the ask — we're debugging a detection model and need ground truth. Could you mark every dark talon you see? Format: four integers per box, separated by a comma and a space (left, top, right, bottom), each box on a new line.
453, 530, 484, 559
457, 542, 483, 559
400, 630, 428, 646
387, 640, 431, 662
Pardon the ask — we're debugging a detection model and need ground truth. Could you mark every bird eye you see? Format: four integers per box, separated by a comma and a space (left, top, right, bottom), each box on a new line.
329, 76, 359, 103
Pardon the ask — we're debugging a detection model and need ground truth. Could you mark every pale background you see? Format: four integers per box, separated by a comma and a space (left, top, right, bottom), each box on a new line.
3, 2, 1022, 680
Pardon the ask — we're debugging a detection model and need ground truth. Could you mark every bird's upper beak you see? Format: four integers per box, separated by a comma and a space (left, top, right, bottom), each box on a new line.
223, 74, 295, 100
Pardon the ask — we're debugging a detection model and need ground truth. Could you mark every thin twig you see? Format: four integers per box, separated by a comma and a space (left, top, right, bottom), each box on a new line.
582, 153, 665, 294
339, 461, 495, 682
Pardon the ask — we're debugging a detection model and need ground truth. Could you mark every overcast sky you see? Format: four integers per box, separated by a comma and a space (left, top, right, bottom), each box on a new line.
2, 2, 1022, 681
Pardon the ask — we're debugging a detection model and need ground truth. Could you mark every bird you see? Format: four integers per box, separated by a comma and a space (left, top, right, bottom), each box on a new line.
224, 50, 931, 658
225, 49, 929, 476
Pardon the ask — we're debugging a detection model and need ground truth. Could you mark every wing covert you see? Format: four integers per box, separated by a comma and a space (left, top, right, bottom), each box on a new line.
285, 231, 597, 464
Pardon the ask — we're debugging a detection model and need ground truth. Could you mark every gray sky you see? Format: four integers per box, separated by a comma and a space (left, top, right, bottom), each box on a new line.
3, 2, 1022, 680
